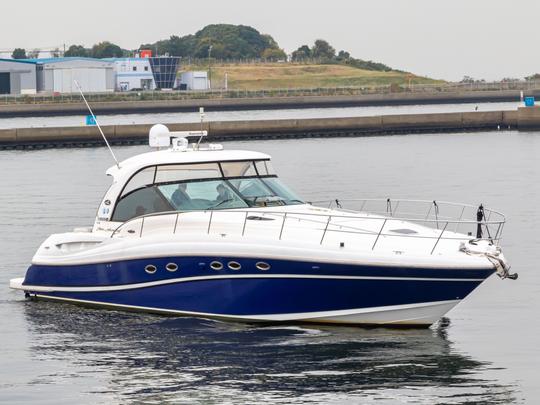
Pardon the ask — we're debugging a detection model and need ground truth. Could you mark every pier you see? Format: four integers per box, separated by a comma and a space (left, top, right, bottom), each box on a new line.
1, 107, 539, 150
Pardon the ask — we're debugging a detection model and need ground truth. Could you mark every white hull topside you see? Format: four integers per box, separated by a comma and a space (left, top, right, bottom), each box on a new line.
32, 205, 496, 270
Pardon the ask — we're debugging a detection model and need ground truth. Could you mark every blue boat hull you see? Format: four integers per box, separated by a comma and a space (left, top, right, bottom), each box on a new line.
21, 256, 494, 325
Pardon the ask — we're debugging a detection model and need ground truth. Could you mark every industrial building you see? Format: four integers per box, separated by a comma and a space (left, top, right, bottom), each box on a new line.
0, 59, 37, 95
179, 71, 210, 90
0, 57, 115, 94
105, 58, 155, 91
33, 58, 115, 93
0, 55, 184, 94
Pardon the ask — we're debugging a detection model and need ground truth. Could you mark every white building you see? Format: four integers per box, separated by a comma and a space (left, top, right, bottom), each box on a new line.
0, 59, 37, 95
179, 71, 209, 90
34, 58, 115, 93
1, 57, 115, 94
106, 58, 155, 91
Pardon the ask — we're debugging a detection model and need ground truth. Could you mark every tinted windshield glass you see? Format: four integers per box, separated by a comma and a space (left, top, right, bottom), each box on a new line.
228, 177, 303, 207
159, 180, 248, 211
112, 160, 304, 221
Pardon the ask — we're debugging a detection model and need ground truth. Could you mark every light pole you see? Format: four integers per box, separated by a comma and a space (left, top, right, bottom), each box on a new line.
208, 45, 213, 90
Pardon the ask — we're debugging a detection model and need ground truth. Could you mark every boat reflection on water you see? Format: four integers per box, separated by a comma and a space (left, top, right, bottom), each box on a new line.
22, 301, 518, 404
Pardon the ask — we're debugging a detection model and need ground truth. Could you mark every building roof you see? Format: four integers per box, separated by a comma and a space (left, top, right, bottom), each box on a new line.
12, 57, 113, 65
0, 58, 38, 65
102, 57, 148, 62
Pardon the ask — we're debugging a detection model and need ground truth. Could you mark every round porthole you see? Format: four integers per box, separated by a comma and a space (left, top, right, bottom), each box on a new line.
210, 261, 223, 271
256, 261, 270, 271
166, 263, 178, 272
228, 261, 241, 271
145, 264, 157, 274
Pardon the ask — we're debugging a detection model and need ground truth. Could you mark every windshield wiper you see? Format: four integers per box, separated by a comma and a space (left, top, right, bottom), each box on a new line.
209, 198, 234, 209
247, 196, 287, 206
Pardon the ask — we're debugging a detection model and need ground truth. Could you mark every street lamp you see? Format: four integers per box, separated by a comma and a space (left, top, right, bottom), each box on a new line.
208, 45, 213, 90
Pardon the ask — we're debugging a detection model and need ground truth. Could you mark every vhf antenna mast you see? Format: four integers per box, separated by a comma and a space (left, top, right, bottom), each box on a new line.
74, 80, 120, 168
196, 107, 206, 150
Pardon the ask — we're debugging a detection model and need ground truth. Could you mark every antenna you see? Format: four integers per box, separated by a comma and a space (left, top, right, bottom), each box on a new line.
196, 107, 206, 150
74, 80, 120, 168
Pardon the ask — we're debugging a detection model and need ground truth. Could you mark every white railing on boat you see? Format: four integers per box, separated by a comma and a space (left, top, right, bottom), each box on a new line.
110, 199, 505, 255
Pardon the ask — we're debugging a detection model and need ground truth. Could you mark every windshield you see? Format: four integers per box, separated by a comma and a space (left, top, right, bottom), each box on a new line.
111, 160, 304, 222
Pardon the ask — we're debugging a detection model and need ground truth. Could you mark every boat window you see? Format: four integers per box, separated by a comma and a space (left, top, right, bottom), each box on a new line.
112, 186, 174, 222
255, 160, 275, 176
155, 163, 221, 183
261, 178, 304, 205
121, 166, 156, 197
227, 177, 304, 207
227, 178, 279, 207
221, 161, 257, 178
158, 180, 249, 211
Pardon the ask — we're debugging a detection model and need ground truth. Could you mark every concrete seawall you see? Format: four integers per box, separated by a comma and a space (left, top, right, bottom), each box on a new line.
1, 108, 534, 150
0, 89, 537, 117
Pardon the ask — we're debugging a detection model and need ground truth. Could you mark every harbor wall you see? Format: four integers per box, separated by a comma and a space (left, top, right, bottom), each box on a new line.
0, 89, 537, 117
0, 109, 530, 149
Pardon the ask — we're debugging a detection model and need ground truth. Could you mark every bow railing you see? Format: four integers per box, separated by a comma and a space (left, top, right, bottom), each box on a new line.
109, 199, 505, 255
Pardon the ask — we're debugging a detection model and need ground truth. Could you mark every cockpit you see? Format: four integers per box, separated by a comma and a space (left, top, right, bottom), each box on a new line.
110, 159, 304, 222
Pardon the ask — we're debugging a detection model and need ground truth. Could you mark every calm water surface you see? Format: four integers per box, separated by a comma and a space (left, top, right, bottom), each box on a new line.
0, 131, 538, 404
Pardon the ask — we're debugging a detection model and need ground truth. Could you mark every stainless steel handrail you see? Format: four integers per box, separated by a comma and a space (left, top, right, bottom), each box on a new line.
109, 200, 506, 254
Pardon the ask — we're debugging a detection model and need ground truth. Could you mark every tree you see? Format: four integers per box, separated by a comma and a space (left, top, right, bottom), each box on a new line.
27, 49, 40, 58
336, 50, 350, 61
140, 24, 282, 60
91, 41, 124, 58
311, 39, 335, 59
291, 45, 312, 61
11, 48, 27, 59
65, 45, 89, 57
261, 47, 287, 60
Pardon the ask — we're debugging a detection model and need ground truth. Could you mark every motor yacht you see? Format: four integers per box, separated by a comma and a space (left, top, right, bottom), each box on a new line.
9, 125, 516, 326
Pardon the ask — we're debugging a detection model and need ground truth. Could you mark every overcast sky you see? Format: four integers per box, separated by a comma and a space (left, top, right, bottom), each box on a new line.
1, 0, 538, 81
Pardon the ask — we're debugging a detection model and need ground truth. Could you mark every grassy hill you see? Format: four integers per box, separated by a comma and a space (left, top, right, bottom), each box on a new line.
181, 62, 443, 90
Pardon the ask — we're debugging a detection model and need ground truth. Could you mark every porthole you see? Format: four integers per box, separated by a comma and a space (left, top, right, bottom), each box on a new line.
228, 261, 241, 271
145, 264, 157, 274
166, 262, 178, 272
210, 261, 223, 271
256, 261, 271, 271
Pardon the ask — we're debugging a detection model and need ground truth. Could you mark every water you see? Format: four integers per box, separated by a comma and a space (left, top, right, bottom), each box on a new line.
0, 131, 538, 404
0, 101, 521, 129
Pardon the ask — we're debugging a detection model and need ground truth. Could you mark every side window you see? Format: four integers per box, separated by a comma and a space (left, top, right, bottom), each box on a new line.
121, 167, 156, 198
255, 160, 275, 176
155, 163, 221, 183
112, 187, 172, 222
221, 161, 257, 177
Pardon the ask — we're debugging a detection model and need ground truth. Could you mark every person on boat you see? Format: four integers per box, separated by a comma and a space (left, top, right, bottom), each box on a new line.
216, 184, 232, 203
172, 183, 192, 209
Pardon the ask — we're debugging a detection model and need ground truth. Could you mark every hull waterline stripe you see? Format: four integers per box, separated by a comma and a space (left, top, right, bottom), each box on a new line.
31, 294, 460, 323
12, 274, 486, 293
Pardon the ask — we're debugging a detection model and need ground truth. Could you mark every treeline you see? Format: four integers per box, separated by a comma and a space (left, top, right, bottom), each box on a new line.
140, 24, 287, 60
290, 40, 393, 71
10, 24, 394, 72
11, 42, 127, 59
